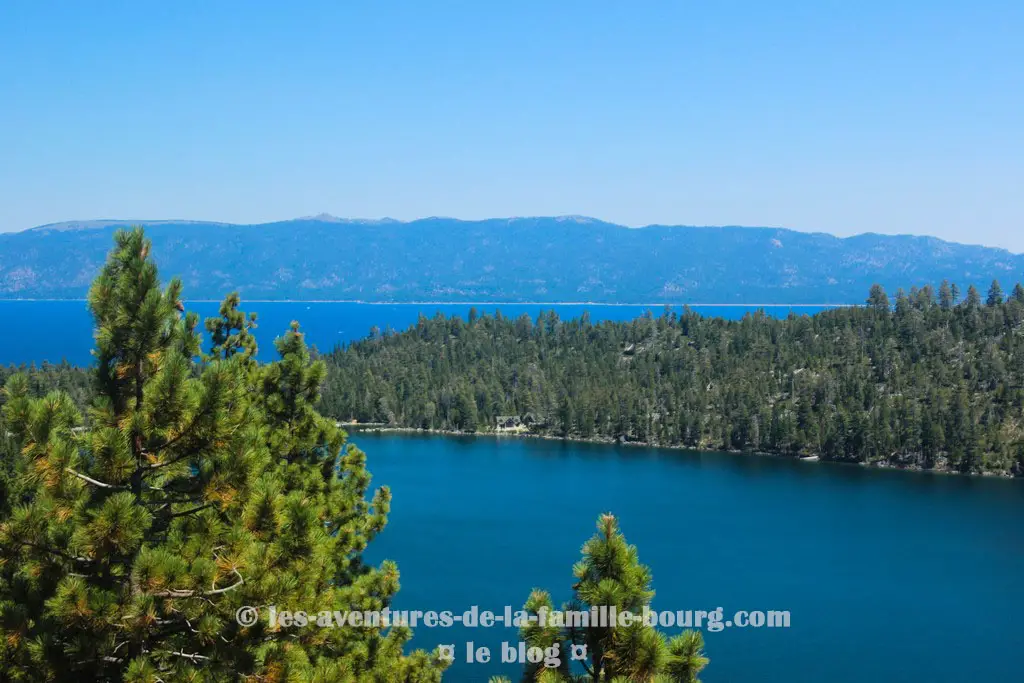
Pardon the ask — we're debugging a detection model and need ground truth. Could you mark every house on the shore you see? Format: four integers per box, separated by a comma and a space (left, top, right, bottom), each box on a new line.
494, 413, 538, 431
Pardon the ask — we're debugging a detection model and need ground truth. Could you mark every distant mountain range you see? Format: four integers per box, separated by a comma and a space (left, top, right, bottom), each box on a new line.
1, 215, 1021, 303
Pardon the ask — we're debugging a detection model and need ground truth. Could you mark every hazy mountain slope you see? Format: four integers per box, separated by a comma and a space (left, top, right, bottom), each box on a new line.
1, 216, 1020, 302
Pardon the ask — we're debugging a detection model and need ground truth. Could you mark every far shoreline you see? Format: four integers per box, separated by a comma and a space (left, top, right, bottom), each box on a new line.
341, 424, 1020, 481
0, 298, 859, 307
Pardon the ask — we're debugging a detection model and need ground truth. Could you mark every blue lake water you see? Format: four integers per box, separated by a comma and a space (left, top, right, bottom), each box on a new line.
353, 432, 1024, 683
0, 301, 836, 366
0, 301, 835, 368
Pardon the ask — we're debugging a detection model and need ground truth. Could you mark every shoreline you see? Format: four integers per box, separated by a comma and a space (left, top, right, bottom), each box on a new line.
340, 424, 1019, 480
0, 298, 857, 307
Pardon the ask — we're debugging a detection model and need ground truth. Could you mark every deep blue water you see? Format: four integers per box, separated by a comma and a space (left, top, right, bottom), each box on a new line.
0, 301, 834, 367
353, 433, 1024, 683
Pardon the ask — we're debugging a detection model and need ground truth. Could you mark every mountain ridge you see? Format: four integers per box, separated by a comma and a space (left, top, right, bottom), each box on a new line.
19, 215, 1022, 255
2, 216, 1021, 303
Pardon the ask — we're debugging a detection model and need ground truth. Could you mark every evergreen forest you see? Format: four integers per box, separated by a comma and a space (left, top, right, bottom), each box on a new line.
320, 281, 1024, 476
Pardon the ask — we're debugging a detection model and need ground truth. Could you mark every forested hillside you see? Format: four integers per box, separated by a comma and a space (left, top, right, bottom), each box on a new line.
7, 280, 1024, 476
0, 362, 90, 407
320, 281, 1024, 475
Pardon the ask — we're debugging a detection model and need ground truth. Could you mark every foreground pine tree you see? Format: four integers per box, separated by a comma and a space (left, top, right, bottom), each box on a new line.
0, 228, 445, 681
509, 514, 708, 683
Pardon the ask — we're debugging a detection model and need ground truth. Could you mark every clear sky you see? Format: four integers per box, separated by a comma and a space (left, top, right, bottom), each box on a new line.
1, 1, 1022, 250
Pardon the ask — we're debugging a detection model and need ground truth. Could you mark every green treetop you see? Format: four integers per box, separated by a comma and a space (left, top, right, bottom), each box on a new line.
204, 292, 258, 363
965, 284, 982, 308
867, 284, 890, 313
512, 514, 709, 683
986, 280, 1004, 307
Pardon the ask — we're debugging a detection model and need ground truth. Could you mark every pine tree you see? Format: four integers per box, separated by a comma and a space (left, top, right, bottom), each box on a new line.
519, 590, 570, 682
938, 280, 954, 310
204, 291, 258, 363
965, 284, 982, 308
986, 280, 1004, 307
0, 228, 445, 681
867, 284, 890, 314
517, 514, 709, 682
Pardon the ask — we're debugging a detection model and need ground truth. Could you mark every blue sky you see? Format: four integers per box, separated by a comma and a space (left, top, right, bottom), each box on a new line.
1, 1, 1022, 250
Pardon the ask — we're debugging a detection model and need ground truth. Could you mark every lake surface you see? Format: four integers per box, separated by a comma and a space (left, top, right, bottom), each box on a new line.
352, 432, 1024, 683
0, 301, 836, 366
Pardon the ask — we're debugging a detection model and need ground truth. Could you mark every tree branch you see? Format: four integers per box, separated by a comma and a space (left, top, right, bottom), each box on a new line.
65, 468, 123, 490
17, 540, 94, 565
148, 569, 244, 598
169, 502, 214, 518
159, 649, 210, 663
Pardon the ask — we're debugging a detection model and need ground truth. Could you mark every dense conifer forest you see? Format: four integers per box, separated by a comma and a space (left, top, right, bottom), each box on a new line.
320, 281, 1024, 476
0, 362, 91, 407
6, 280, 1024, 477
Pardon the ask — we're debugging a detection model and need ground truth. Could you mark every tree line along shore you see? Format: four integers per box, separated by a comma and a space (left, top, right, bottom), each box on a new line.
4, 280, 1024, 477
